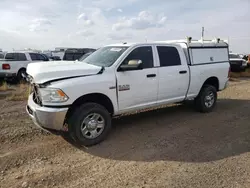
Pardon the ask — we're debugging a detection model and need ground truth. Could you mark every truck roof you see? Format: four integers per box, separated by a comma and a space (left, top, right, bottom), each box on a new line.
106, 38, 228, 48
5, 51, 42, 54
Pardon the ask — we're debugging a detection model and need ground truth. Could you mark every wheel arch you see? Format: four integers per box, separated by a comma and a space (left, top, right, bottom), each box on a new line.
201, 77, 219, 91
65, 93, 114, 122
18, 67, 26, 72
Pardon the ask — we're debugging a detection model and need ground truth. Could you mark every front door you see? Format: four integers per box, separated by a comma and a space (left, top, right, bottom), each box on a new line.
116, 46, 158, 113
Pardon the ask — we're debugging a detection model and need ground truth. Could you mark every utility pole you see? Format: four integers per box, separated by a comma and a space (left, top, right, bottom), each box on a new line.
202, 26, 204, 40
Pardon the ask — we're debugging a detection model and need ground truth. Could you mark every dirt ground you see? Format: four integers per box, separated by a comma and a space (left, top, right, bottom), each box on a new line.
1, 79, 250, 188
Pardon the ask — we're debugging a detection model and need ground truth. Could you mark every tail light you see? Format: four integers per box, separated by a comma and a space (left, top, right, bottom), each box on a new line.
2, 64, 10, 70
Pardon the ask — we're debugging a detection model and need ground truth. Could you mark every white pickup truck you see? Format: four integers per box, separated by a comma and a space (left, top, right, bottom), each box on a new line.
25, 38, 230, 146
0, 51, 49, 81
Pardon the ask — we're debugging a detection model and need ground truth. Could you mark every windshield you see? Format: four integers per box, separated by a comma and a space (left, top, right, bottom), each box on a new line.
81, 46, 128, 67
229, 54, 241, 59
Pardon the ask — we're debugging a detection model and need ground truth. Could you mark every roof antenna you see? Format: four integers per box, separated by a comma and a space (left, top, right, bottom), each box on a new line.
145, 37, 147, 42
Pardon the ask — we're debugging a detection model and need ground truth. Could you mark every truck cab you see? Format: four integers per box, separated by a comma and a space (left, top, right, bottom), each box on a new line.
26, 38, 230, 147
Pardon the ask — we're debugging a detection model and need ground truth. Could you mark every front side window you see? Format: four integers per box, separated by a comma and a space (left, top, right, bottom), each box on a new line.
17, 53, 27, 61
30, 53, 49, 61
157, 46, 181, 67
82, 46, 128, 67
36, 54, 46, 61
121, 46, 154, 69
29, 53, 38, 61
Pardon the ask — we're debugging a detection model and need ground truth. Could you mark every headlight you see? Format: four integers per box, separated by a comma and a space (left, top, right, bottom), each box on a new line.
39, 88, 69, 103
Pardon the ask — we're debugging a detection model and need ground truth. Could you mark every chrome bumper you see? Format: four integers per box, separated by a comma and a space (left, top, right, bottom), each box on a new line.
26, 94, 69, 131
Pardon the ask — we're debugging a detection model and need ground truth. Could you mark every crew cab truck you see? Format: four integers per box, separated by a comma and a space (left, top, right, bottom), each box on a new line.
0, 51, 49, 81
25, 38, 230, 147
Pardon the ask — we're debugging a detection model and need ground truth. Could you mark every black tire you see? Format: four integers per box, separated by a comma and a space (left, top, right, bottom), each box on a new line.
66, 102, 112, 147
17, 68, 26, 83
194, 85, 217, 113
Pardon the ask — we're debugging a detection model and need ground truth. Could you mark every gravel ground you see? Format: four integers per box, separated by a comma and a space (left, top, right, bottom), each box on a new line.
1, 79, 250, 188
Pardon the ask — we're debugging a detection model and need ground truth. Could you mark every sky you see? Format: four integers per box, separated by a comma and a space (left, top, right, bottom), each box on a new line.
0, 0, 249, 53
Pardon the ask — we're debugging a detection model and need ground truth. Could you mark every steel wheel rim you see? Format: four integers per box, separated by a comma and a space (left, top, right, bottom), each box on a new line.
204, 91, 215, 108
81, 113, 105, 139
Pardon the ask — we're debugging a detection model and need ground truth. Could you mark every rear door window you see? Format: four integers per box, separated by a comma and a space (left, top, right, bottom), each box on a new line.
157, 46, 181, 67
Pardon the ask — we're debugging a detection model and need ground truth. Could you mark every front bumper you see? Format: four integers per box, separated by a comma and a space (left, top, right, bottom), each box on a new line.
26, 94, 69, 132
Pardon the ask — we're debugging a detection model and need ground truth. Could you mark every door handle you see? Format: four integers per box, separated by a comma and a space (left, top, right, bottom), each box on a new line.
147, 74, 156, 78
179, 70, 187, 74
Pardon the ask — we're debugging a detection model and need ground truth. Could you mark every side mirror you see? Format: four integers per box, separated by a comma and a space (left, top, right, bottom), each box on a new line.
118, 59, 143, 71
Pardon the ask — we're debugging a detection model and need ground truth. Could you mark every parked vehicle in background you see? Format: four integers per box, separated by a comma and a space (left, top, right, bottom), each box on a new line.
40, 53, 50, 61
50, 56, 61, 61
229, 53, 247, 72
0, 53, 5, 59
78, 51, 96, 61
0, 51, 49, 81
244, 54, 250, 67
248, 54, 250, 67
62, 48, 96, 61
25, 37, 230, 147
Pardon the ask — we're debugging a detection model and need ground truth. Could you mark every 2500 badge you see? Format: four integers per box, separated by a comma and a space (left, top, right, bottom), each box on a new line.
118, 84, 130, 91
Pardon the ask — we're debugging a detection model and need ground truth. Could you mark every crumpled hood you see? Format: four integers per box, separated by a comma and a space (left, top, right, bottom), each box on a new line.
26, 60, 101, 84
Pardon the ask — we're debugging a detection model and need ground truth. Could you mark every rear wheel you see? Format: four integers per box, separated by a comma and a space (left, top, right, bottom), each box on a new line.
16, 68, 26, 83
194, 85, 217, 113
65, 102, 112, 147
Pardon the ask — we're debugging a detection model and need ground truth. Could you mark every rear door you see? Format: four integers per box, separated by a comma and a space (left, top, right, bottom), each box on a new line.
116, 46, 158, 113
155, 45, 189, 104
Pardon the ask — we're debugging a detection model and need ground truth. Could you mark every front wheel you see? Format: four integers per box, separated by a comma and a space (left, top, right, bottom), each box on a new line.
66, 102, 112, 147
194, 85, 217, 113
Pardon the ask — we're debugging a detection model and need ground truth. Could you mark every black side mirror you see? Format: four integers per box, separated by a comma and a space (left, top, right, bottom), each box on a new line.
118, 60, 143, 71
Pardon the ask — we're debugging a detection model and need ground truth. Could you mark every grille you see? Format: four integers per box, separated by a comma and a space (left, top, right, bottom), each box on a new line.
32, 85, 42, 106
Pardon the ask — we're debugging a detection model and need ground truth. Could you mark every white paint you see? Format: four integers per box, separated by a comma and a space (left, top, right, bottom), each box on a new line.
189, 48, 229, 65
26, 40, 230, 116
154, 44, 190, 105
27, 61, 101, 83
